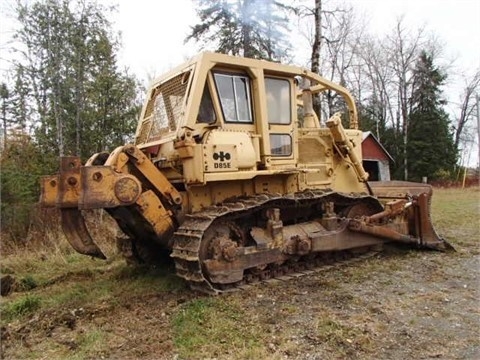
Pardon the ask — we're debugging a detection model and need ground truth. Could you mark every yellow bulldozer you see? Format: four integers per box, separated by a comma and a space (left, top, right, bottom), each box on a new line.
40, 52, 453, 293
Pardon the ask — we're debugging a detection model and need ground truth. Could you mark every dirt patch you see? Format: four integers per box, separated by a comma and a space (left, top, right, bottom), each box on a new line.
1, 289, 194, 359
235, 248, 479, 359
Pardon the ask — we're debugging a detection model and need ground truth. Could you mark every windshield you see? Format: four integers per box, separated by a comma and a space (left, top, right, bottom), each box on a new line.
214, 73, 253, 123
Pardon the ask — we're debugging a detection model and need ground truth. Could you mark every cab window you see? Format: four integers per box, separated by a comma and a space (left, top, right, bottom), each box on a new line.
270, 134, 292, 156
214, 73, 253, 123
196, 84, 216, 124
265, 78, 291, 124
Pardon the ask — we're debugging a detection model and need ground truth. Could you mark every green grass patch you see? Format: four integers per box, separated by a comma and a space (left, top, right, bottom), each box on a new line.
0, 257, 186, 325
65, 329, 108, 360
38, 264, 184, 310
2, 294, 41, 322
0, 249, 103, 287
77, 329, 105, 351
18, 275, 38, 291
46, 283, 94, 307
171, 297, 264, 358
114, 264, 186, 294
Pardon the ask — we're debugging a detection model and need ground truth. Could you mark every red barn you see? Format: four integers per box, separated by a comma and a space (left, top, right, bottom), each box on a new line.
362, 131, 394, 181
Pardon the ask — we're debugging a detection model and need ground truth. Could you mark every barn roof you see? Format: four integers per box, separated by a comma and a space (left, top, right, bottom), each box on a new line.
362, 131, 395, 163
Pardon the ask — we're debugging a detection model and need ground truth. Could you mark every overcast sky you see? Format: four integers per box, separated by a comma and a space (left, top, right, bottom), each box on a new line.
109, 0, 480, 80
1, 0, 479, 82
354, 0, 479, 68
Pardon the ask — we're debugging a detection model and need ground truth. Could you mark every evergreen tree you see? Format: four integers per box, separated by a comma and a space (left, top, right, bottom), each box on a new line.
0, 82, 12, 149
407, 51, 457, 181
358, 99, 387, 140
13, 0, 141, 163
11, 67, 31, 133
0, 132, 45, 241
186, 0, 291, 61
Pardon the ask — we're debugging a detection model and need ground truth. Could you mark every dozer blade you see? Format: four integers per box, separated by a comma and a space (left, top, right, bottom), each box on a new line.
61, 208, 107, 259
368, 181, 455, 251
415, 192, 455, 252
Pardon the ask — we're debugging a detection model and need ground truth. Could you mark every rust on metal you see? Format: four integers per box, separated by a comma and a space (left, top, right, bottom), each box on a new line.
39, 175, 59, 207
56, 157, 82, 208
79, 166, 142, 209
61, 209, 106, 259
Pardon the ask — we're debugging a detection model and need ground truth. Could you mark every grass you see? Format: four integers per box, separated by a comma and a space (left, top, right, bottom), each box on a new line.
430, 187, 480, 250
17, 275, 38, 291
171, 297, 266, 359
2, 294, 42, 321
315, 317, 374, 356
0, 243, 185, 327
69, 329, 107, 360
1, 238, 110, 287
113, 263, 185, 294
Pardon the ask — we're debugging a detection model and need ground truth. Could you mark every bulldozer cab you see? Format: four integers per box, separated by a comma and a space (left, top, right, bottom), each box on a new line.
134, 52, 367, 195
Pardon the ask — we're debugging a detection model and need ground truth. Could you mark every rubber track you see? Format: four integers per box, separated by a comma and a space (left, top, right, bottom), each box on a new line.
171, 190, 381, 294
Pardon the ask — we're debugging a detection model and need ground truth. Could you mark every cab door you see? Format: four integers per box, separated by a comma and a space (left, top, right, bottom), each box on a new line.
264, 77, 296, 167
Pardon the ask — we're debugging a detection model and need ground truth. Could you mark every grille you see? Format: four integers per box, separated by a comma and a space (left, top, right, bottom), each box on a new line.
136, 71, 190, 144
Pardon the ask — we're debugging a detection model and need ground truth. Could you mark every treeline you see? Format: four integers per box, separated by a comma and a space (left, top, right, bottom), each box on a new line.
1, 0, 479, 242
1, 0, 141, 241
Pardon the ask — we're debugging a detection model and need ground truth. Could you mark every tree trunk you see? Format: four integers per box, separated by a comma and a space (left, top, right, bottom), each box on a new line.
1, 84, 7, 149
401, 82, 408, 181
477, 94, 480, 170
311, 0, 322, 119
2, 102, 6, 150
